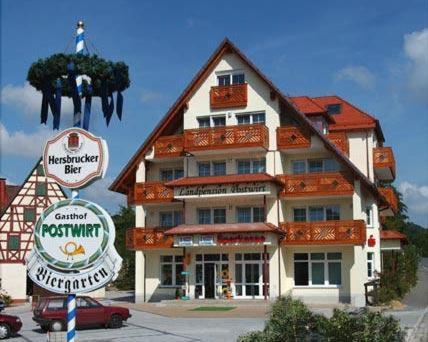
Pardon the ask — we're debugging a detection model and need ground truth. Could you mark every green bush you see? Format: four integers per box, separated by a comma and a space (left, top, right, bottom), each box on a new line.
238, 297, 405, 342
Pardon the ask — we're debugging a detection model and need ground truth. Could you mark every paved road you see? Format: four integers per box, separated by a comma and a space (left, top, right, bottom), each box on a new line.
4, 304, 264, 342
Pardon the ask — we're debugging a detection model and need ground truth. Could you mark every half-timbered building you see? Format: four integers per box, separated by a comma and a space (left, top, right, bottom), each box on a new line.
110, 39, 398, 306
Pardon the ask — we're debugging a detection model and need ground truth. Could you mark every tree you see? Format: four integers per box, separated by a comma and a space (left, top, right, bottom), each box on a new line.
112, 206, 135, 290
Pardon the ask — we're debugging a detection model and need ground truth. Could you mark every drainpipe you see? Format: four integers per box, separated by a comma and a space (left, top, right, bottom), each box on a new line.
278, 237, 281, 297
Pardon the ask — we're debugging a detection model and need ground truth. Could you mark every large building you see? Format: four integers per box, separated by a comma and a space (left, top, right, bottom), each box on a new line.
111, 39, 400, 306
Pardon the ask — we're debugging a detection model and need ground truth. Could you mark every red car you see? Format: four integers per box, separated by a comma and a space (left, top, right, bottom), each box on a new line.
33, 296, 131, 332
0, 313, 22, 339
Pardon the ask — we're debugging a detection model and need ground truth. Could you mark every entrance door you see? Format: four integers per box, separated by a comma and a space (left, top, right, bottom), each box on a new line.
245, 263, 260, 297
204, 263, 215, 298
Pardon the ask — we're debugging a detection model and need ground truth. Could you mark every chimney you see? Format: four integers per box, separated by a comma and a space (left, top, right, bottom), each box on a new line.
0, 178, 8, 210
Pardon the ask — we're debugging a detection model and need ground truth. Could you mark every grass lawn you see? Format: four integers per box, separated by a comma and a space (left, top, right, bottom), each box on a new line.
191, 306, 236, 312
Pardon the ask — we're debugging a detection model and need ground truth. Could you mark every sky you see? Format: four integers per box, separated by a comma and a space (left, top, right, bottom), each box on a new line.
1, 0, 427, 226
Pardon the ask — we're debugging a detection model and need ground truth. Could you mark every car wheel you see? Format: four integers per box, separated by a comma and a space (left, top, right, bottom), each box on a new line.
50, 320, 64, 332
0, 323, 10, 339
108, 314, 123, 329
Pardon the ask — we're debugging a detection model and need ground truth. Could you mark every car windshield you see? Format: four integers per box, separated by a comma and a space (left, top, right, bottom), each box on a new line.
35, 299, 47, 310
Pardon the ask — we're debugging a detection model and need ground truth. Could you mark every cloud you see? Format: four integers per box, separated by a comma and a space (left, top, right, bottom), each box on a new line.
79, 177, 125, 214
335, 65, 376, 90
140, 89, 163, 104
0, 123, 55, 157
1, 82, 74, 117
398, 181, 428, 226
403, 28, 428, 102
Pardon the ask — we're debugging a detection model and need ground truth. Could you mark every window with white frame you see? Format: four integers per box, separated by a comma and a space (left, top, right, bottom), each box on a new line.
198, 162, 211, 176
212, 116, 226, 127
292, 159, 340, 174
197, 161, 226, 176
236, 207, 264, 223
237, 158, 266, 174
366, 206, 373, 227
236, 112, 265, 125
293, 208, 307, 222
367, 252, 375, 278
235, 253, 269, 297
294, 252, 342, 286
197, 117, 210, 128
212, 161, 226, 176
197, 115, 227, 128
197, 208, 226, 224
159, 211, 183, 228
160, 255, 184, 287
198, 208, 211, 224
292, 160, 306, 174
217, 73, 245, 86
213, 208, 226, 224
160, 168, 184, 182
294, 206, 340, 222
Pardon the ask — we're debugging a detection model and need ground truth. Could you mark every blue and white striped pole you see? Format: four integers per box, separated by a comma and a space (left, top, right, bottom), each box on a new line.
74, 21, 85, 127
67, 294, 76, 342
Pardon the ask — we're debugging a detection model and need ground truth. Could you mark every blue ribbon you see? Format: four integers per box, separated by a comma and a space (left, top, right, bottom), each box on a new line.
67, 62, 82, 127
53, 79, 62, 129
82, 84, 92, 130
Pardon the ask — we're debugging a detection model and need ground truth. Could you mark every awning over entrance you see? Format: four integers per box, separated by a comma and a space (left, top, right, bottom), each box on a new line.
164, 222, 283, 235
380, 230, 407, 251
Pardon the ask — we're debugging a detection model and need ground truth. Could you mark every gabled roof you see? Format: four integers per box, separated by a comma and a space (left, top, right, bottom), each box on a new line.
109, 38, 387, 206
380, 230, 407, 241
288, 96, 334, 123
301, 95, 385, 142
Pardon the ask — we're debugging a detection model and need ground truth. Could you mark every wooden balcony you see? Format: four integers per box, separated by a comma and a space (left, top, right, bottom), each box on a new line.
128, 182, 174, 205
326, 132, 349, 155
126, 228, 174, 250
184, 124, 269, 153
280, 220, 366, 245
210, 83, 248, 109
154, 135, 184, 158
277, 171, 354, 198
378, 187, 398, 216
373, 147, 396, 181
277, 126, 311, 150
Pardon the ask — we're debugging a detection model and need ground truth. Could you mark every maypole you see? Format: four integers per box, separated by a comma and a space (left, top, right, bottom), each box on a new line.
74, 20, 84, 128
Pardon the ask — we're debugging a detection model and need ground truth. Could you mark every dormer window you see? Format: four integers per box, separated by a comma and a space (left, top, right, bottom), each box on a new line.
326, 103, 341, 115
217, 73, 245, 86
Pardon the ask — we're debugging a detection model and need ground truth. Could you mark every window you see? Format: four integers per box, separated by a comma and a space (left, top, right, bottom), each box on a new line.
309, 116, 328, 134
236, 112, 265, 125
326, 104, 342, 115
37, 164, 45, 176
367, 252, 375, 278
24, 207, 36, 222
237, 158, 266, 174
309, 207, 324, 221
7, 235, 20, 251
324, 159, 339, 172
35, 183, 47, 196
366, 206, 373, 227
198, 117, 210, 128
294, 253, 342, 286
292, 160, 306, 174
237, 207, 264, 223
212, 116, 226, 127
213, 161, 226, 176
325, 205, 340, 220
160, 169, 183, 182
160, 255, 184, 286
47, 299, 66, 311
198, 208, 211, 224
232, 73, 245, 84
308, 159, 323, 173
293, 208, 307, 222
213, 208, 226, 224
160, 211, 182, 227
198, 162, 211, 176
237, 114, 251, 125
235, 252, 268, 298
217, 75, 231, 86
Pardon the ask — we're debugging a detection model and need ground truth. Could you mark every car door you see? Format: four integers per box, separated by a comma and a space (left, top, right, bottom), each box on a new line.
76, 297, 105, 327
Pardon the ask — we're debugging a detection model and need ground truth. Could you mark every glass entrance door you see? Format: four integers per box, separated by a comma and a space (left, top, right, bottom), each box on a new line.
204, 263, 215, 298
245, 263, 260, 297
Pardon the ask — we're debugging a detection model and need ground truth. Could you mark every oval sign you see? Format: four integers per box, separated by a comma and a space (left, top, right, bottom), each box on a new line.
43, 128, 108, 189
34, 199, 114, 271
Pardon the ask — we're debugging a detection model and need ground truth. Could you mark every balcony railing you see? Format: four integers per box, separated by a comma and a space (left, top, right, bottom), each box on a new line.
378, 187, 398, 214
277, 126, 311, 150
277, 171, 354, 197
128, 181, 174, 205
279, 220, 366, 245
126, 228, 174, 250
210, 83, 248, 109
154, 135, 184, 158
184, 124, 269, 152
373, 147, 396, 180
326, 132, 349, 155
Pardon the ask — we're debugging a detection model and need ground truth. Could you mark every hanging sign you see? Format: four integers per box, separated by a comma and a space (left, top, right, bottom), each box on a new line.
26, 199, 122, 294
43, 128, 108, 189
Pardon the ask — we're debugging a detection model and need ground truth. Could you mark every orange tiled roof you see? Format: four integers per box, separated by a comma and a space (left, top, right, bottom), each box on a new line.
380, 230, 407, 241
289, 96, 334, 123
164, 222, 282, 235
165, 173, 280, 187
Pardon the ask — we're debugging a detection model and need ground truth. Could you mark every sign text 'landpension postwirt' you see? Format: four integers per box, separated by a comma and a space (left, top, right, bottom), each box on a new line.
174, 182, 272, 199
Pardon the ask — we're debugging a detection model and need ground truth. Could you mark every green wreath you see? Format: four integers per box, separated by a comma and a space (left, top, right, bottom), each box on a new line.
27, 53, 130, 97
